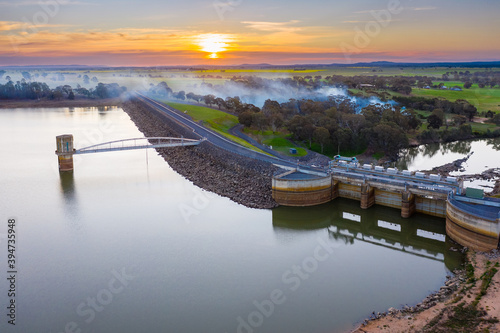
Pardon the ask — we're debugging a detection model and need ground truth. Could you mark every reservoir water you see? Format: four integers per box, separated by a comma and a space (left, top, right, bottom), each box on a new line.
397, 138, 500, 190
0, 107, 464, 333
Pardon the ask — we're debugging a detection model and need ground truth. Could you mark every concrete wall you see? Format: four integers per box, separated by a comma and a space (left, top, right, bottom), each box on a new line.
338, 183, 361, 200
272, 174, 333, 207
416, 197, 447, 218
273, 172, 500, 251
446, 199, 500, 251
374, 189, 402, 210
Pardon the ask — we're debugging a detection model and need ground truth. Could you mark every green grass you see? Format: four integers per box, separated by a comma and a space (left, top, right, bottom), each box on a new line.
164, 101, 269, 154
262, 137, 307, 157
470, 122, 500, 134
412, 86, 500, 113
166, 102, 235, 122
241, 128, 309, 157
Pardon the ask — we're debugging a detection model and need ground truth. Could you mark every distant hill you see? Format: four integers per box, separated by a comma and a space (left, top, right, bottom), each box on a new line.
1, 61, 499, 70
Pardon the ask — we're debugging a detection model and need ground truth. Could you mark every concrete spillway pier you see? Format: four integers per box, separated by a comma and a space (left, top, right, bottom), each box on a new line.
55, 134, 75, 172
272, 163, 500, 251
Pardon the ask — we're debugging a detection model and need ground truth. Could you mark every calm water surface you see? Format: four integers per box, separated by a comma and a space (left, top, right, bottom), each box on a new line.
397, 138, 500, 190
0, 107, 463, 333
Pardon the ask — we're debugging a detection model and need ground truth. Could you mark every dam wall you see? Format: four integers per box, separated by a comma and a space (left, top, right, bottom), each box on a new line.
272, 168, 500, 251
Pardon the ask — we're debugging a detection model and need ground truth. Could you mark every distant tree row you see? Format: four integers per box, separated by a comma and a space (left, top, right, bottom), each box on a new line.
440, 70, 499, 88
0, 81, 126, 100
147, 81, 499, 157
393, 96, 477, 121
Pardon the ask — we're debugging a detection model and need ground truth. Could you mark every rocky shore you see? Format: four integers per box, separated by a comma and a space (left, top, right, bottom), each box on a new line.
121, 98, 280, 209
424, 154, 500, 197
351, 250, 500, 333
428, 153, 473, 176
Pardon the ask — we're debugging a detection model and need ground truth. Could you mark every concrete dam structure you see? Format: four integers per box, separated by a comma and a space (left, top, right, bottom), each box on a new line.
272, 161, 500, 252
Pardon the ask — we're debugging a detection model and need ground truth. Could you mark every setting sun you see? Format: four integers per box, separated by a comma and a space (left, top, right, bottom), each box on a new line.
195, 34, 233, 59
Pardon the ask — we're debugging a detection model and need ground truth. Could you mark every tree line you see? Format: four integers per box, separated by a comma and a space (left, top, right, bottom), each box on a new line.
148, 79, 499, 158
0, 81, 127, 100
148, 81, 418, 158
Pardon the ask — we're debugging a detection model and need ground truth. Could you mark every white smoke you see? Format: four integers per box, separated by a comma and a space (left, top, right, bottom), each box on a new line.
187, 79, 395, 110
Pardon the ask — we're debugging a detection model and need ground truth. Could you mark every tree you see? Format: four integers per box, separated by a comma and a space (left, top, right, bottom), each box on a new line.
5, 76, 11, 82
313, 127, 330, 153
68, 91, 75, 100
464, 82, 472, 89
451, 115, 467, 126
83, 75, 90, 84
21, 72, 32, 81
91, 76, 98, 83
238, 111, 254, 127
94, 83, 108, 98
427, 114, 443, 129
214, 97, 226, 110
370, 124, 408, 159
269, 113, 284, 132
491, 114, 500, 126
262, 99, 281, 116
203, 94, 216, 107
252, 112, 268, 133
154, 82, 172, 97
174, 91, 185, 100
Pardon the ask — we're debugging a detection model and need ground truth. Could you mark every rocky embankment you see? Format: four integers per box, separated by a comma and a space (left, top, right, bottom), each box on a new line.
428, 153, 473, 176
122, 98, 280, 209
352, 250, 500, 333
358, 267, 465, 327
426, 154, 500, 197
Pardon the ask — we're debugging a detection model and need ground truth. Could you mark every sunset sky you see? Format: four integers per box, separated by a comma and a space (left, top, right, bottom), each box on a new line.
1, 0, 499, 66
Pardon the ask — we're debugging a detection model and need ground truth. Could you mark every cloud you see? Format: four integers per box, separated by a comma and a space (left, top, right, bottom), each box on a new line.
0, 0, 93, 6
242, 20, 301, 33
0, 20, 71, 31
342, 19, 401, 24
411, 6, 437, 11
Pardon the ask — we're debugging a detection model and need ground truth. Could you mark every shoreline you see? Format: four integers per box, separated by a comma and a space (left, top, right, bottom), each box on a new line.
350, 250, 500, 333
0, 98, 123, 109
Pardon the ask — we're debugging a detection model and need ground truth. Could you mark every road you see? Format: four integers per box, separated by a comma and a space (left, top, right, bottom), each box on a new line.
133, 92, 325, 174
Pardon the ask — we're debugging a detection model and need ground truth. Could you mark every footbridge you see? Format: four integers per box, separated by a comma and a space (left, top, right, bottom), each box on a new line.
55, 134, 205, 171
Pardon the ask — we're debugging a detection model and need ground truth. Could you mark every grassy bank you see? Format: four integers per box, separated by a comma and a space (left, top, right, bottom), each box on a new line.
163, 101, 268, 154
412, 85, 500, 114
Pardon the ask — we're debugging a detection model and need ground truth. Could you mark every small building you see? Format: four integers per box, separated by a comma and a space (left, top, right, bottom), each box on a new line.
289, 148, 297, 154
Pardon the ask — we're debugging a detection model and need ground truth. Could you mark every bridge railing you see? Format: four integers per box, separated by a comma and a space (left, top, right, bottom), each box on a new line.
332, 168, 457, 195
75, 137, 203, 154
